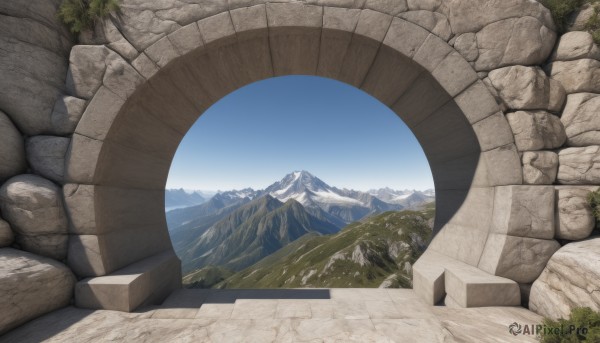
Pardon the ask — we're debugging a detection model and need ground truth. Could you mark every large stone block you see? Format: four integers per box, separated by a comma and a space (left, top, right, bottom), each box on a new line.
317, 7, 360, 79
548, 59, 600, 94
561, 93, 600, 147
558, 146, 600, 184
75, 250, 181, 312
529, 239, 600, 319
442, 0, 555, 34
444, 264, 520, 308
492, 185, 555, 240
551, 31, 600, 61
506, 111, 566, 151
266, 3, 323, 76
474, 17, 555, 72
478, 233, 560, 283
0, 14, 71, 135
488, 66, 566, 113
0, 248, 75, 335
26, 136, 70, 184
66, 45, 111, 100
0, 110, 26, 182
0, 175, 68, 260
522, 151, 558, 185
556, 188, 597, 240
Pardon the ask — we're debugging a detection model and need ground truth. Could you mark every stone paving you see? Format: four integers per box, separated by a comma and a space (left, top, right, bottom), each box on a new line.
1, 289, 542, 342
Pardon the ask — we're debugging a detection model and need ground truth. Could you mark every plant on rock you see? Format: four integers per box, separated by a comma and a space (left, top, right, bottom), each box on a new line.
587, 188, 600, 223
539, 307, 600, 342
541, 0, 600, 44
58, 0, 119, 34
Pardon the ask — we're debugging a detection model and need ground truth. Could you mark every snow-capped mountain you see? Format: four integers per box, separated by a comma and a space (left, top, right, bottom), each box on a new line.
368, 187, 435, 207
260, 171, 403, 226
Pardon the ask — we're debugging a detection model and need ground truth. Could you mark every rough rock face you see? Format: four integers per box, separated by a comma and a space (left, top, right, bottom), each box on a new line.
0, 111, 26, 182
0, 219, 14, 247
522, 151, 558, 185
479, 233, 561, 284
0, 248, 75, 335
530, 239, 600, 319
487, 66, 566, 112
568, 3, 596, 32
558, 146, 600, 184
492, 186, 555, 240
0, 175, 68, 260
26, 136, 70, 184
548, 59, 600, 94
551, 31, 600, 61
473, 17, 556, 72
561, 93, 600, 147
506, 111, 566, 151
0, 0, 73, 135
556, 188, 596, 240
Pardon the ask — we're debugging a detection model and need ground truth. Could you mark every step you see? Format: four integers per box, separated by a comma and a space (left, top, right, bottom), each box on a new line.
75, 250, 181, 312
444, 262, 520, 307
413, 249, 520, 307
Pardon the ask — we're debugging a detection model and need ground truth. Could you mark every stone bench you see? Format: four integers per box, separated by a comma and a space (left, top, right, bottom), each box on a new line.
75, 250, 181, 312
413, 249, 520, 307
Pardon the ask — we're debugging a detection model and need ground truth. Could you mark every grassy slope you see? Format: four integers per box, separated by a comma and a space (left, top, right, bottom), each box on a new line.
215, 204, 434, 289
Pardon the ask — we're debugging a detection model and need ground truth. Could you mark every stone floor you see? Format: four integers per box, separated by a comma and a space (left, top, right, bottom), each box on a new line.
1, 289, 542, 342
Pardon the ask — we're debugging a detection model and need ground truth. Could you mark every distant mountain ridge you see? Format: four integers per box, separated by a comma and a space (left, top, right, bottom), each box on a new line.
179, 195, 339, 273
165, 189, 206, 209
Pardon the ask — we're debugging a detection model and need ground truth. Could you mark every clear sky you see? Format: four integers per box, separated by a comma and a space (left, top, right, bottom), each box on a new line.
166, 76, 434, 192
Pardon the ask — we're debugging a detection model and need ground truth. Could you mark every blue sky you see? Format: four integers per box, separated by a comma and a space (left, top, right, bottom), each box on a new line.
166, 76, 433, 192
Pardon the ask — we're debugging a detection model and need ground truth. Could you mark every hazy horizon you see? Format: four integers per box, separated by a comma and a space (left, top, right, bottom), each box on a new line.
166, 76, 434, 192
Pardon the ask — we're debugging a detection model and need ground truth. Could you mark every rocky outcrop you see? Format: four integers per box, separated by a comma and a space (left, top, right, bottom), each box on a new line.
561, 93, 600, 147
522, 151, 558, 185
0, 220, 14, 247
487, 66, 565, 112
529, 239, 600, 319
506, 111, 566, 151
0, 111, 26, 182
558, 146, 600, 184
0, 0, 73, 135
548, 59, 600, 94
556, 188, 597, 240
0, 175, 68, 260
0, 248, 75, 335
551, 31, 600, 62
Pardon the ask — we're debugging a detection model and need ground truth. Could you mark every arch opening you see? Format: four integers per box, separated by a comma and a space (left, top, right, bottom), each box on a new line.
64, 3, 522, 311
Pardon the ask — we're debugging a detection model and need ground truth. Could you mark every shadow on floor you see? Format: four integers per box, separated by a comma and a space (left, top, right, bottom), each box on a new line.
160, 288, 332, 307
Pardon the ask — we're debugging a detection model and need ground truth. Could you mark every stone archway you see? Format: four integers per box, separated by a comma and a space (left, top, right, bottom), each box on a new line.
8, 0, 595, 320
62, 2, 528, 311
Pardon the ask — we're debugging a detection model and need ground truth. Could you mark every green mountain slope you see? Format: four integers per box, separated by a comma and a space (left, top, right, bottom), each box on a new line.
216, 206, 434, 289
181, 195, 340, 273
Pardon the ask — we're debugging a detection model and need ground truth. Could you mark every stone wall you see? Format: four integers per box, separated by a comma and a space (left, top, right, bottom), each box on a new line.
0, 0, 600, 332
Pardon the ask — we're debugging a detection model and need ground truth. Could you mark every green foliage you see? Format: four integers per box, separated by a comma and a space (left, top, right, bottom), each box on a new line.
587, 189, 600, 223
585, 4, 600, 44
539, 307, 600, 343
541, 0, 586, 33
58, 0, 119, 34
214, 207, 435, 289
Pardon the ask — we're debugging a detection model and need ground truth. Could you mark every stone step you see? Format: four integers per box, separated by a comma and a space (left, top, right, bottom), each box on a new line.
413, 249, 520, 308
75, 250, 181, 312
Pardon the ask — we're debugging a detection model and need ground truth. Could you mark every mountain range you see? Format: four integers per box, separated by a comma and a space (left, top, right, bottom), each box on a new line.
166, 171, 435, 275
186, 205, 435, 289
